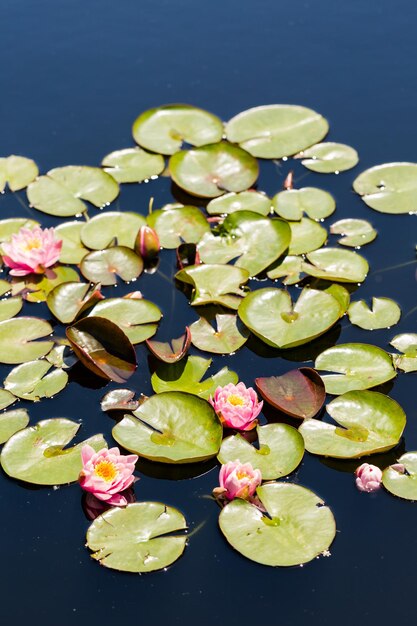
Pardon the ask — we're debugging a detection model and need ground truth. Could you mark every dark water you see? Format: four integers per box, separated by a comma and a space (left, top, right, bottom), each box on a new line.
1, 1, 417, 624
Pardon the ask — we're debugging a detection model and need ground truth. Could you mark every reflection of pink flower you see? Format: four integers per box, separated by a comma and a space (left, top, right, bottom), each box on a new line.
79, 445, 138, 506
213, 460, 262, 501
210, 382, 263, 430
2, 227, 62, 276
355, 463, 382, 492
82, 488, 136, 520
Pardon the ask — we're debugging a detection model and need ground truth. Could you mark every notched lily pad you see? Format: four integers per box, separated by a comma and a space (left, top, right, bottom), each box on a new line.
330, 218, 377, 247
295, 142, 359, 173
88, 298, 162, 344
0, 317, 54, 364
348, 297, 401, 330
0, 155, 38, 191
272, 187, 336, 221
4, 360, 68, 401
146, 329, 191, 363
190, 313, 249, 354
47, 282, 103, 324
302, 247, 369, 283
80, 212, 146, 250
147, 205, 210, 248
390, 334, 417, 372
175, 264, 250, 309
256, 368, 325, 419
353, 162, 417, 214
382, 452, 417, 500
80, 247, 143, 286
288, 218, 327, 255
266, 255, 303, 285
0, 409, 29, 444
102, 147, 165, 183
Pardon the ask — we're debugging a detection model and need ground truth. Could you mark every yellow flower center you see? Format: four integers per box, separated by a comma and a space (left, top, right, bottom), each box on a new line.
227, 394, 245, 406
21, 238, 42, 252
94, 460, 118, 482
236, 470, 250, 480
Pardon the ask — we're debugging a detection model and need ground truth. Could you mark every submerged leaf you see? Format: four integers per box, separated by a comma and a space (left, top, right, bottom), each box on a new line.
256, 368, 325, 419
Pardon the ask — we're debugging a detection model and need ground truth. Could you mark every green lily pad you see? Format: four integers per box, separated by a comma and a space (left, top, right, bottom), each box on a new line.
54, 221, 89, 263
80, 212, 146, 250
88, 298, 162, 344
198, 212, 291, 276
47, 282, 103, 324
4, 360, 68, 401
132, 104, 223, 155
0, 281, 11, 297
390, 334, 417, 372
113, 391, 222, 463
190, 313, 249, 354
27, 165, 119, 217
151, 355, 238, 399
86, 502, 187, 573
169, 142, 259, 198
0, 389, 16, 411
272, 187, 336, 221
315, 343, 396, 394
80, 247, 143, 286
147, 205, 209, 248
0, 155, 38, 191
0, 218, 39, 242
296, 142, 359, 173
102, 147, 165, 183
219, 482, 335, 566
299, 390, 406, 458
266, 255, 303, 285
206, 191, 271, 216
0, 317, 54, 364
288, 218, 327, 255
13, 267, 80, 303
238, 287, 341, 349
324, 284, 351, 315
302, 248, 369, 283
225, 105, 329, 159
218, 423, 304, 479
353, 162, 417, 214
382, 453, 417, 500
330, 218, 377, 247
146, 329, 191, 364
0, 296, 22, 321
256, 368, 325, 419
45, 345, 68, 369
175, 264, 250, 309
101, 389, 139, 412
0, 418, 106, 484
0, 409, 29, 445
348, 298, 401, 330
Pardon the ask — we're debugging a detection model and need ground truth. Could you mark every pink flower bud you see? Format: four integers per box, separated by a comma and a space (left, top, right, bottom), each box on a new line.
355, 463, 382, 492
79, 445, 138, 506
1, 226, 62, 276
214, 460, 262, 501
209, 382, 263, 431
137, 225, 160, 261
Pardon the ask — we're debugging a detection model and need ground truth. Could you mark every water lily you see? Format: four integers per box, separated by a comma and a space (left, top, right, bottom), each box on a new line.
355, 463, 382, 492
213, 460, 262, 501
1, 226, 62, 276
79, 445, 138, 506
137, 225, 160, 261
210, 382, 263, 430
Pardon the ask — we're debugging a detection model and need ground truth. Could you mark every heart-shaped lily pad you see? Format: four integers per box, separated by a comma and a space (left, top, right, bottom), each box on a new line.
256, 368, 325, 419
102, 147, 165, 183
47, 282, 103, 324
266, 255, 303, 285
198, 211, 291, 276
80, 212, 146, 250
0, 418, 106, 484
0, 155, 38, 191
225, 105, 329, 158
147, 205, 210, 248
238, 287, 341, 349
348, 298, 401, 330
132, 104, 224, 155
190, 313, 249, 354
382, 453, 417, 500
299, 390, 406, 458
288, 218, 327, 255
390, 334, 417, 372
315, 343, 396, 394
86, 502, 187, 572
80, 247, 143, 285
219, 482, 336, 566
218, 423, 304, 479
206, 191, 271, 216
4, 360, 68, 401
302, 248, 369, 283
0, 296, 22, 322
0, 389, 16, 410
330, 218, 377, 247
88, 298, 162, 344
27, 166, 119, 217
146, 329, 191, 363
353, 162, 417, 214
175, 264, 249, 309
112, 391, 222, 463
169, 142, 259, 198
54, 221, 89, 263
296, 142, 359, 173
0, 409, 29, 444
272, 187, 336, 221
0, 317, 54, 364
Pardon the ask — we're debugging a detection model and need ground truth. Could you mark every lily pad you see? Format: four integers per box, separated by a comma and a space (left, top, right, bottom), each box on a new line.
0, 218, 39, 243
225, 105, 329, 159
54, 221, 89, 263
80, 212, 146, 250
4, 360, 68, 401
0, 281, 10, 297
47, 282, 103, 324
299, 390, 406, 458
266, 255, 303, 285
390, 334, 417, 372
288, 218, 327, 255
348, 298, 401, 330
302, 248, 369, 283
146, 329, 191, 363
86, 502, 187, 572
13, 267, 80, 303
132, 104, 223, 155
218, 423, 304, 479
272, 187, 336, 221
256, 368, 325, 419
175, 264, 249, 309
169, 142, 259, 198
190, 313, 249, 354
66, 316, 137, 383
0, 389, 16, 411
0, 155, 38, 191
0, 317, 54, 364
324, 284, 351, 315
219, 482, 335, 566
27, 166, 119, 217
238, 287, 341, 349
151, 355, 238, 399
0, 418, 106, 484
147, 205, 210, 248
80, 247, 143, 286
113, 391, 222, 463
88, 298, 162, 344
206, 191, 271, 216
0, 409, 29, 445
102, 147, 165, 183
330, 218, 377, 247
296, 142, 359, 173
382, 453, 417, 500
353, 162, 417, 214
315, 343, 396, 394
101, 389, 139, 412
198, 212, 291, 276
0, 296, 22, 322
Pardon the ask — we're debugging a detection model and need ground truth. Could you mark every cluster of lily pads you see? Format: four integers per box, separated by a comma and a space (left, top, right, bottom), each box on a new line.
1, 103, 417, 573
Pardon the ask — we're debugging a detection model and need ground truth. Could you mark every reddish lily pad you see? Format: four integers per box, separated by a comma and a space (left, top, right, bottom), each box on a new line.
256, 368, 326, 419
146, 329, 191, 363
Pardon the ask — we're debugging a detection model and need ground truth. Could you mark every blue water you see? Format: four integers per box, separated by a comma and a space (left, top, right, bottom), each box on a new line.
1, 1, 417, 624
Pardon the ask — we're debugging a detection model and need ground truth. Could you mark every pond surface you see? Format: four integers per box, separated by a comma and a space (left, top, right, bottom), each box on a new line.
1, 1, 417, 624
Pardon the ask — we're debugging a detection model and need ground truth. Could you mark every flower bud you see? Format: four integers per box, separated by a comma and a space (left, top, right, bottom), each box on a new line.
136, 225, 160, 261
355, 463, 382, 492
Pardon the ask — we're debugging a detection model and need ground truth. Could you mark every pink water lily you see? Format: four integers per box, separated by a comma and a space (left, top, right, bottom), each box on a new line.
210, 382, 263, 430
79, 445, 138, 506
213, 460, 262, 501
1, 226, 62, 276
355, 463, 382, 493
